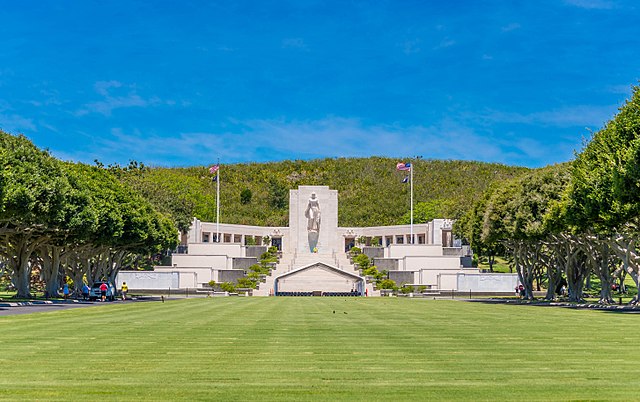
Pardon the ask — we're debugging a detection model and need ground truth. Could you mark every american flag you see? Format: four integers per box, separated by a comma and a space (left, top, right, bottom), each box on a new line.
209, 164, 219, 174
396, 162, 411, 171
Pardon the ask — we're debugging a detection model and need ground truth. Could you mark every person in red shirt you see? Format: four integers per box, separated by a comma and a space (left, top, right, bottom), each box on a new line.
99, 282, 108, 302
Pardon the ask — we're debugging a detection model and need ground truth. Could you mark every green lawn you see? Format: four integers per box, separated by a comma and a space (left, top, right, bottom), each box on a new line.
0, 298, 638, 401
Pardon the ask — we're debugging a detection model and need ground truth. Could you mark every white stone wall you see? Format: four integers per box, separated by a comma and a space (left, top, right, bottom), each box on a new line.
117, 271, 179, 289
457, 273, 519, 292
401, 256, 463, 271
388, 244, 443, 258
171, 255, 229, 269
437, 273, 458, 290
188, 243, 243, 257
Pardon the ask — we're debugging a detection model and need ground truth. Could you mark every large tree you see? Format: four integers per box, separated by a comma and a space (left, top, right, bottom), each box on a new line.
564, 85, 640, 301
0, 132, 75, 297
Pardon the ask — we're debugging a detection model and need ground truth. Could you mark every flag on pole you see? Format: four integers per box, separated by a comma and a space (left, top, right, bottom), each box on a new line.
396, 162, 411, 171
209, 164, 219, 174
402, 176, 409, 183
212, 175, 217, 182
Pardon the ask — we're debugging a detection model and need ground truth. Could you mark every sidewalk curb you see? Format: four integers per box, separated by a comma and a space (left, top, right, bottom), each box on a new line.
0, 299, 82, 307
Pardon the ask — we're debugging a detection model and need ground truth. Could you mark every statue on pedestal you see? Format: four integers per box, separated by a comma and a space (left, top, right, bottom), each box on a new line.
305, 192, 321, 232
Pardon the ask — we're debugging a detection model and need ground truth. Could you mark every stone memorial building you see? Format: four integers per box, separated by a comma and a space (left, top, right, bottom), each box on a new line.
118, 186, 518, 295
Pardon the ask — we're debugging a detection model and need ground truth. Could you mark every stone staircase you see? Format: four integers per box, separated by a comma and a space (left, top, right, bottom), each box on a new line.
253, 250, 380, 296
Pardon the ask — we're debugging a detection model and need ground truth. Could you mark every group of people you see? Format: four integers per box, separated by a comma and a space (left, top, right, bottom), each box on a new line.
61, 281, 128, 301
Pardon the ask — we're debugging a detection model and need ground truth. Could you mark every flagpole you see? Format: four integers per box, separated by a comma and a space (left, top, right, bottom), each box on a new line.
410, 161, 414, 244
216, 159, 220, 243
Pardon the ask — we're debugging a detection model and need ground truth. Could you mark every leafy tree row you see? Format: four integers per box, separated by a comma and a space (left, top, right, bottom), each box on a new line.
0, 132, 178, 298
455, 84, 640, 304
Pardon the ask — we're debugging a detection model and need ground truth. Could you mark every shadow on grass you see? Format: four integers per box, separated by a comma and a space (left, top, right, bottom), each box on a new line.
464, 298, 640, 314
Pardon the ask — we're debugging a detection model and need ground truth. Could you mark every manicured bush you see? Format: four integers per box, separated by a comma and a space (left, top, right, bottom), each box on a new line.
378, 279, 397, 290
401, 285, 414, 294
220, 282, 236, 292
353, 254, 370, 269
236, 277, 257, 289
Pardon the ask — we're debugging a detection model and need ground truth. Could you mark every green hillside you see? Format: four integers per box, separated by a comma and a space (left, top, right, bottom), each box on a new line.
123, 157, 528, 228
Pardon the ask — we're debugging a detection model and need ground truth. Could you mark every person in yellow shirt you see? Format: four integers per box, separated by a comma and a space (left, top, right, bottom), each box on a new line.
121, 282, 128, 301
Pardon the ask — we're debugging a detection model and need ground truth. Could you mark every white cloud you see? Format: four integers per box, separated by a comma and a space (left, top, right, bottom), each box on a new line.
94, 80, 123, 96
564, 0, 614, 9
501, 23, 521, 32
0, 113, 36, 133
434, 37, 456, 49
54, 116, 582, 168
282, 38, 308, 50
401, 39, 421, 55
473, 104, 617, 128
75, 81, 170, 116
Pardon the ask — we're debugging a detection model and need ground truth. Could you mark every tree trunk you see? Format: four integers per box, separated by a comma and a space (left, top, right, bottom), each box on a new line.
42, 246, 63, 299
10, 237, 35, 298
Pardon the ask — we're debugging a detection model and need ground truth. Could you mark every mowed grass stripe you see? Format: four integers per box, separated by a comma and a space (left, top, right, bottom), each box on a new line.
0, 298, 638, 401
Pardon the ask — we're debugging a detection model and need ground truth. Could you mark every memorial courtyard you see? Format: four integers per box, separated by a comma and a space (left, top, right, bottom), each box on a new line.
1, 297, 638, 401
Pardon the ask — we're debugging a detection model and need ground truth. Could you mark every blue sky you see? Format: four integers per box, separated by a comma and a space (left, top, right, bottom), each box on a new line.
1, 0, 638, 168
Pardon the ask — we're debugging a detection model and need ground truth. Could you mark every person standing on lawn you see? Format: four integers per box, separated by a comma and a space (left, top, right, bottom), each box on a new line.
99, 282, 108, 302
121, 282, 128, 301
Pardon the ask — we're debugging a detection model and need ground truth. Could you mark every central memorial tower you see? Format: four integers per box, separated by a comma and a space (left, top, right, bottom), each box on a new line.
288, 186, 339, 254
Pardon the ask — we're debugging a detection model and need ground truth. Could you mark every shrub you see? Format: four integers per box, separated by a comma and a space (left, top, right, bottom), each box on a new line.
240, 188, 252, 204
349, 246, 362, 256
236, 277, 257, 289
353, 254, 370, 269
220, 282, 236, 292
400, 285, 414, 294
378, 279, 397, 290
418, 285, 427, 293
247, 271, 261, 280
362, 265, 378, 277
268, 246, 278, 254
207, 280, 216, 288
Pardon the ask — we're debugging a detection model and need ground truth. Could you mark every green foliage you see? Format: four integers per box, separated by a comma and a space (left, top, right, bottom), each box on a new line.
400, 285, 414, 294
349, 247, 361, 256
236, 277, 257, 289
268, 178, 288, 210
220, 282, 236, 292
353, 254, 370, 269
207, 280, 216, 288
378, 279, 397, 290
479, 164, 572, 244
564, 84, 640, 231
400, 198, 456, 223
240, 188, 252, 205
362, 266, 377, 276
